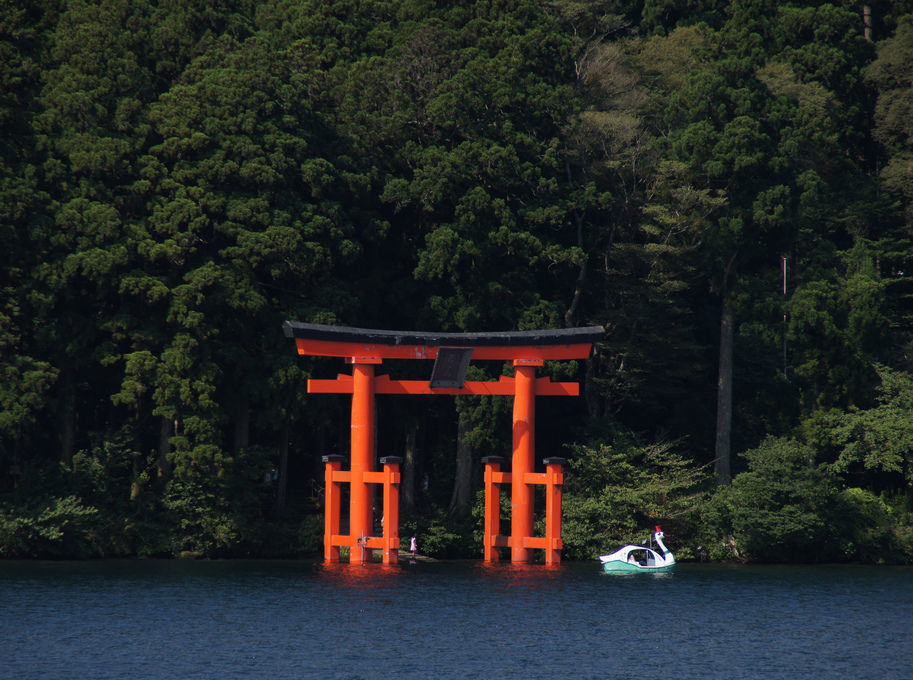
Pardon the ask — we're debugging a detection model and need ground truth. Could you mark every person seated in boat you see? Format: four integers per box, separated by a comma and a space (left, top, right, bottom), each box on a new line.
628, 551, 647, 566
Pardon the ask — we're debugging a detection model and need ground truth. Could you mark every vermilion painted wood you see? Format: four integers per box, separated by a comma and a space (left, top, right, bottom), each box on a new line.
511, 365, 535, 563
323, 457, 343, 562
286, 322, 603, 565
381, 460, 401, 565
308, 374, 579, 396
544, 461, 564, 565
348, 363, 374, 563
483, 459, 506, 562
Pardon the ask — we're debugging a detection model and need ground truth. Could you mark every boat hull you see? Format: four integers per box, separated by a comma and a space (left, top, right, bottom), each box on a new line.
601, 559, 675, 574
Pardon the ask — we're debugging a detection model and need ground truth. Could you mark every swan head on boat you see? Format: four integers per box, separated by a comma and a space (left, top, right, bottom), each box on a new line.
652, 526, 675, 565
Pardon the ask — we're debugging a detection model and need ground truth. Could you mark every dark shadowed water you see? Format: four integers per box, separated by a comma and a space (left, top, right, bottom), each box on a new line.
1, 559, 911, 679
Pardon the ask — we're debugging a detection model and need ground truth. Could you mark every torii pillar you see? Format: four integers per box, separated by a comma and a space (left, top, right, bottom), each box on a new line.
349, 359, 376, 553
512, 361, 537, 562
283, 322, 602, 565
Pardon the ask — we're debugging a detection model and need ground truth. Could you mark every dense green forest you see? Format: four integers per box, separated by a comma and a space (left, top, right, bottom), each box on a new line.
2, 0, 913, 563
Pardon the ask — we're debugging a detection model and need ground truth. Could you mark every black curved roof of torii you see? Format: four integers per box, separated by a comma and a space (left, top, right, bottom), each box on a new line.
282, 321, 605, 347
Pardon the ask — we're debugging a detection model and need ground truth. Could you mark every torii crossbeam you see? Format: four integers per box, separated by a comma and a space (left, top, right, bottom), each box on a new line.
282, 321, 603, 565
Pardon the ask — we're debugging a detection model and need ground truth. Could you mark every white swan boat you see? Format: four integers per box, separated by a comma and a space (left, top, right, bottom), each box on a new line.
599, 527, 675, 573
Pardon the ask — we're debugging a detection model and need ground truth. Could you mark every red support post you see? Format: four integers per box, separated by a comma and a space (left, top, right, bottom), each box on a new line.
543, 457, 565, 565
380, 456, 402, 565
322, 455, 345, 562
483, 456, 507, 562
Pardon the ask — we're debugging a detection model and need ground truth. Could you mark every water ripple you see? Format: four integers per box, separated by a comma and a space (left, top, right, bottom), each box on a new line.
1, 561, 911, 679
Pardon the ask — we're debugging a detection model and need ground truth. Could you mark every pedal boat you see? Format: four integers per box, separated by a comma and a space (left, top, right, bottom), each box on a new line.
599, 527, 675, 574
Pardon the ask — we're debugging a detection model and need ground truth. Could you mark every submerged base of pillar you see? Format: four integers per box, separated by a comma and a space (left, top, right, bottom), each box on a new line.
482, 456, 565, 565
322, 455, 401, 566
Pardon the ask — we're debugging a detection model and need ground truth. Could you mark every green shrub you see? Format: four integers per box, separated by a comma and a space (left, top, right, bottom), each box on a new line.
834, 488, 913, 563
298, 514, 324, 556
161, 477, 241, 557
561, 435, 709, 560
412, 508, 478, 558
698, 437, 838, 562
0, 495, 100, 558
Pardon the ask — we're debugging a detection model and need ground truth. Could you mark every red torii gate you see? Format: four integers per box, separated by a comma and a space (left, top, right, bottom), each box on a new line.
282, 321, 602, 565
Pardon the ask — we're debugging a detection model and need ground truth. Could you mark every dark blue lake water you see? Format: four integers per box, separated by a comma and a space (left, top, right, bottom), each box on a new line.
1, 559, 911, 680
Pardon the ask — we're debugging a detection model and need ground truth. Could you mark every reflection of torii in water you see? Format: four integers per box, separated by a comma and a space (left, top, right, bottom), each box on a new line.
282, 321, 603, 566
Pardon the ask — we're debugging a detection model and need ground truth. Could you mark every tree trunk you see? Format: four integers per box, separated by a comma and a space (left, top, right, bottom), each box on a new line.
234, 399, 250, 456
449, 407, 473, 517
714, 298, 734, 485
564, 208, 587, 328
402, 420, 418, 514
585, 351, 599, 419
59, 374, 76, 468
130, 458, 141, 500
276, 419, 289, 510
157, 416, 173, 478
